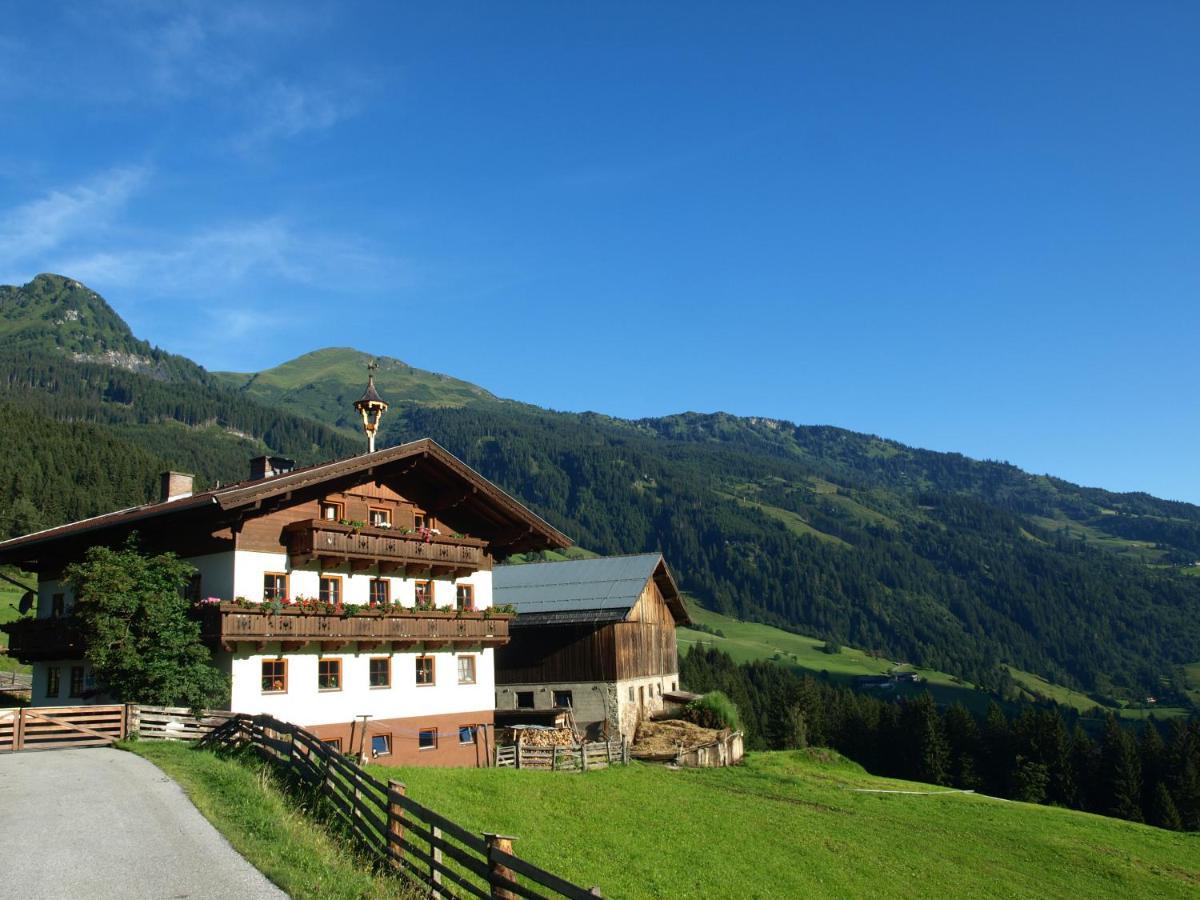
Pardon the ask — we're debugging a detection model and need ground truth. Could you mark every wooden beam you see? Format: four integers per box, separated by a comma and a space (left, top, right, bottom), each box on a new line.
357, 640, 382, 651
390, 639, 418, 651
281, 640, 306, 652
423, 640, 448, 651
321, 640, 347, 651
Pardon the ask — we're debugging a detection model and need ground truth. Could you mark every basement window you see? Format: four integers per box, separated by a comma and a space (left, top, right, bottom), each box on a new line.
418, 728, 437, 750
516, 691, 535, 709
553, 690, 574, 709
459, 726, 476, 745
371, 734, 392, 757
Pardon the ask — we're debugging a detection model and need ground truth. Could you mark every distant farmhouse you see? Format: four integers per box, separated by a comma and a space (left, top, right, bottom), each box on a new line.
0, 371, 570, 765
493, 554, 690, 739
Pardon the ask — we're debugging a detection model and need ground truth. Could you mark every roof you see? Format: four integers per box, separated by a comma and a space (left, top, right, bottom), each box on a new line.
0, 438, 570, 565
356, 375, 386, 407
493, 553, 689, 627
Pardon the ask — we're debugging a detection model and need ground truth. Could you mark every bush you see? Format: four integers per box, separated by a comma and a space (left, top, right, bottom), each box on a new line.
821, 641, 841, 655
685, 691, 742, 731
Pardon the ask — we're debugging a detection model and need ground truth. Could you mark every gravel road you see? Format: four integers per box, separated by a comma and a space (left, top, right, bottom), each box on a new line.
0, 747, 285, 899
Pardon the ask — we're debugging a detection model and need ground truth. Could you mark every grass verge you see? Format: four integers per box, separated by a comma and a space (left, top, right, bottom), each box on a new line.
123, 740, 416, 900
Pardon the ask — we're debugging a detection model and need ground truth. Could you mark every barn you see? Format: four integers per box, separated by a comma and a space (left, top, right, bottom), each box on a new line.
492, 554, 690, 739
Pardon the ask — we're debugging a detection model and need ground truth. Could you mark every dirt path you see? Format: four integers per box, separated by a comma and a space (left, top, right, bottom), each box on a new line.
0, 747, 283, 899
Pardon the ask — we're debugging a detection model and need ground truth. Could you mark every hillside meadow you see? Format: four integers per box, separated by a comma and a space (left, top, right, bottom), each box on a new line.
369, 749, 1200, 899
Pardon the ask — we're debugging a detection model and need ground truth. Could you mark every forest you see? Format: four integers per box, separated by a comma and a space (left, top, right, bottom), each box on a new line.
682, 644, 1200, 831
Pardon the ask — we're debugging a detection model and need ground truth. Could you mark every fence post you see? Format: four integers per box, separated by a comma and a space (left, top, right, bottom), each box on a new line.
430, 825, 443, 899
484, 833, 518, 900
14, 708, 24, 752
580, 742, 587, 772
516, 743, 522, 769
387, 780, 406, 872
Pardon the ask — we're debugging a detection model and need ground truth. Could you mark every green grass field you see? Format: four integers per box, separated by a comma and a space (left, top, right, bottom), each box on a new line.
367, 749, 1200, 899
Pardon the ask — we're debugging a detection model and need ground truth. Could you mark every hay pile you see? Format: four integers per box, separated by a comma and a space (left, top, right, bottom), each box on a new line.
631, 719, 725, 758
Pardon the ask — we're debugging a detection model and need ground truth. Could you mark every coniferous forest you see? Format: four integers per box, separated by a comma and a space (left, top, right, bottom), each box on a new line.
682, 645, 1200, 831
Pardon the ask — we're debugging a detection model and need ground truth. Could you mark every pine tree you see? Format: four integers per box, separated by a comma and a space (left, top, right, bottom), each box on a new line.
1099, 714, 1143, 823
1146, 782, 1182, 831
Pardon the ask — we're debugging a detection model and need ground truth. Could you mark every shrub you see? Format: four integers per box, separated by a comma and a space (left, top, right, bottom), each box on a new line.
685, 691, 742, 731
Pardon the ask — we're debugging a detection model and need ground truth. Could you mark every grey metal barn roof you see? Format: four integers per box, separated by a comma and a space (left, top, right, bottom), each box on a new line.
493, 553, 689, 627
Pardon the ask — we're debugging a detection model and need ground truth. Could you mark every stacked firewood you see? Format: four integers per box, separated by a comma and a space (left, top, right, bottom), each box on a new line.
517, 727, 577, 748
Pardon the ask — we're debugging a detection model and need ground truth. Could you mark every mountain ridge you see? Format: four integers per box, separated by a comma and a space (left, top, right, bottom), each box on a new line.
3, 274, 1200, 704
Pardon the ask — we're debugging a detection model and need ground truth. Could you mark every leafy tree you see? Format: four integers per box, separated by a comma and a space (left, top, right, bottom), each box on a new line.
65, 539, 228, 710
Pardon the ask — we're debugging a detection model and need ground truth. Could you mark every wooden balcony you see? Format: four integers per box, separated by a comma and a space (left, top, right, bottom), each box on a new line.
2, 617, 86, 663
199, 603, 511, 653
284, 520, 488, 577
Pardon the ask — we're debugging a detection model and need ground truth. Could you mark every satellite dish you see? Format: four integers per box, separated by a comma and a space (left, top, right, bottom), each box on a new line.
18, 591, 34, 614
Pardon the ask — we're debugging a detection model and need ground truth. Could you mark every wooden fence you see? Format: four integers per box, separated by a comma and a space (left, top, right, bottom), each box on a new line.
203, 713, 603, 899
133, 705, 236, 742
0, 704, 129, 752
494, 740, 627, 772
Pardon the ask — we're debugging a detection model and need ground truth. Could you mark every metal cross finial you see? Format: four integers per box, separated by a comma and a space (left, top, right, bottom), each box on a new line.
367, 360, 379, 377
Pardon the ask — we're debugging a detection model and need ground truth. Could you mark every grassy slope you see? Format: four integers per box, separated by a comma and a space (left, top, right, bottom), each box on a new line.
0, 572, 32, 676
370, 750, 1200, 899
126, 741, 416, 900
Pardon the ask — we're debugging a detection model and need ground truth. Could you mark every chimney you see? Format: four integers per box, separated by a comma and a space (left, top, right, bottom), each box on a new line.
160, 471, 194, 502
250, 456, 296, 481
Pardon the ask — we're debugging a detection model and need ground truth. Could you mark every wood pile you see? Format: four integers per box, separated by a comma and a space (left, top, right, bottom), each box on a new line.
516, 727, 577, 748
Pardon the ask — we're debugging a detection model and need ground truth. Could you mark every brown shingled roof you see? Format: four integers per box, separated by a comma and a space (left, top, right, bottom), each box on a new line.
0, 438, 570, 564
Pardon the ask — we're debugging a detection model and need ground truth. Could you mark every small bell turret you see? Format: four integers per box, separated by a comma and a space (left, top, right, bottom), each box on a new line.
354, 361, 388, 453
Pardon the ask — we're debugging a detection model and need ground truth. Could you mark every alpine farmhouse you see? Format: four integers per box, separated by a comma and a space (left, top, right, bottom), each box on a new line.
493, 554, 690, 739
0, 374, 570, 765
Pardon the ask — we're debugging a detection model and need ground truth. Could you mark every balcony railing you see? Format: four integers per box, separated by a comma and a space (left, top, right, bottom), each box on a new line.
199, 603, 511, 652
284, 520, 487, 577
2, 617, 86, 663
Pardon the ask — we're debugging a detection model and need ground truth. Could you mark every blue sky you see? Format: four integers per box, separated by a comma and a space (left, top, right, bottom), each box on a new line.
1, 2, 1198, 501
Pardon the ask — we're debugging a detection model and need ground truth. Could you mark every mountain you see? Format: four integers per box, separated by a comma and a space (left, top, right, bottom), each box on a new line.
213, 348, 498, 437
3, 275, 1200, 707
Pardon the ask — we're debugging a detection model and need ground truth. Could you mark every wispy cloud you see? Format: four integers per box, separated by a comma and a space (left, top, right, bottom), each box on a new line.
57, 217, 400, 295
0, 167, 146, 268
232, 81, 360, 151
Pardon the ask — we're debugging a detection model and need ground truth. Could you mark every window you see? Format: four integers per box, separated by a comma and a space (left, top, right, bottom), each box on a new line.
457, 655, 476, 685
319, 575, 342, 606
672, 681, 678, 692
262, 659, 287, 693
413, 513, 429, 530
371, 734, 392, 757
628, 687, 635, 702
456, 584, 474, 611
459, 726, 476, 745
320, 500, 343, 521
369, 657, 391, 688
50, 593, 65, 618
369, 507, 392, 528
318, 658, 341, 691
553, 690, 574, 709
69, 666, 85, 698
418, 728, 437, 750
324, 738, 343, 752
369, 579, 390, 606
415, 656, 435, 686
45, 666, 60, 698
413, 580, 432, 606
263, 573, 288, 602
516, 691, 535, 709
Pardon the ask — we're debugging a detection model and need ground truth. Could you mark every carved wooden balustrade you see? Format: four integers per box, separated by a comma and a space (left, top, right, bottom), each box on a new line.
284, 520, 488, 578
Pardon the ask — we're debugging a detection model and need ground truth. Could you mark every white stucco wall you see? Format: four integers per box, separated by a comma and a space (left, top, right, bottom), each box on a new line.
228, 550, 493, 609
225, 646, 496, 726
36, 578, 70, 618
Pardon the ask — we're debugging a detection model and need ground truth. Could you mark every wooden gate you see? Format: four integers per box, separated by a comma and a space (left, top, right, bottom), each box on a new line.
0, 705, 128, 752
